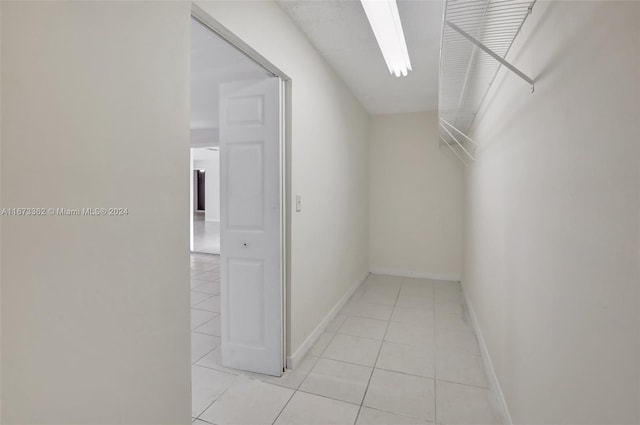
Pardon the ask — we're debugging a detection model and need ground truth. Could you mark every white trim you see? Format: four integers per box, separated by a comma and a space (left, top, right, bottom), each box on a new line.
279, 78, 287, 373
369, 266, 460, 282
205, 218, 220, 223
191, 3, 290, 81
462, 285, 512, 425
286, 271, 369, 370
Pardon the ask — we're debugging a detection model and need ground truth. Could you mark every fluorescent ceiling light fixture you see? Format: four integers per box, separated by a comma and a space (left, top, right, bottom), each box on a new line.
360, 0, 412, 77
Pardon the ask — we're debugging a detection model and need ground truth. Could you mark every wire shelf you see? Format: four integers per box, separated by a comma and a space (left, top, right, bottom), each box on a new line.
438, 0, 536, 164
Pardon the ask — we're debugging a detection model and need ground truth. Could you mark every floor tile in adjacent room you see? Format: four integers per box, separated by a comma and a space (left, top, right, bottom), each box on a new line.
376, 341, 434, 378
274, 391, 359, 425
299, 358, 372, 404
200, 376, 293, 425
191, 269, 207, 278
191, 255, 214, 265
193, 270, 218, 282
191, 332, 220, 363
356, 407, 432, 425
194, 315, 221, 336
322, 333, 382, 367
192, 281, 220, 295
436, 380, 501, 425
193, 295, 220, 313
191, 277, 208, 289
338, 316, 387, 340
195, 348, 239, 375
191, 262, 217, 272
192, 309, 216, 329
191, 291, 212, 306
363, 369, 435, 422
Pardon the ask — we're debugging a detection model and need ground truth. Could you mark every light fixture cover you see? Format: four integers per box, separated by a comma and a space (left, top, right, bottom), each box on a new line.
360, 0, 412, 77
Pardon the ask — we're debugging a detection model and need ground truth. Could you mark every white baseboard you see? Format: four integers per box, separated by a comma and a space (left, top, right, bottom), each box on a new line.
462, 286, 512, 425
369, 266, 460, 282
286, 270, 369, 370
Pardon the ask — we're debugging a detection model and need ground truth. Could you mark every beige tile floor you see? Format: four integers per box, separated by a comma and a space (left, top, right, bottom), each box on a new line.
190, 253, 502, 425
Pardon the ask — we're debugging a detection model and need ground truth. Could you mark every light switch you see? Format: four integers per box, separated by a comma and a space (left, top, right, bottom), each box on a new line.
296, 195, 302, 212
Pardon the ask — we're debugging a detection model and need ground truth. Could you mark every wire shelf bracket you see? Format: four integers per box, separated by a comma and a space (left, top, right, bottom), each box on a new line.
446, 20, 534, 93
437, 0, 537, 165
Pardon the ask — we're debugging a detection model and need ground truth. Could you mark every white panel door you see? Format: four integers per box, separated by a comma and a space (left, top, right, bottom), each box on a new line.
219, 77, 283, 376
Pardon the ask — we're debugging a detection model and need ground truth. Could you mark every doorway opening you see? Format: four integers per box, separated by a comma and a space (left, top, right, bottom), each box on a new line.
189, 7, 289, 419
192, 149, 220, 254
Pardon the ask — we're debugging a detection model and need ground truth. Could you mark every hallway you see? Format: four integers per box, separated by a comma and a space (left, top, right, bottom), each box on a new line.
190, 253, 500, 425
193, 213, 221, 255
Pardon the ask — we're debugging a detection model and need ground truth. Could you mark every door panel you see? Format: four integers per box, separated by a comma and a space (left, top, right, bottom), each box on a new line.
227, 258, 265, 347
226, 142, 264, 229
219, 77, 283, 376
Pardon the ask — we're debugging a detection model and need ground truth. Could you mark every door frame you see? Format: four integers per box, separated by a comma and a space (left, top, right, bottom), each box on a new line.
191, 3, 291, 371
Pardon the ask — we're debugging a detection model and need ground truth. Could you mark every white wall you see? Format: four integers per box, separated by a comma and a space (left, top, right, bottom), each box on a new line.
369, 112, 463, 280
194, 155, 221, 222
1, 2, 191, 424
463, 1, 640, 424
195, 1, 370, 358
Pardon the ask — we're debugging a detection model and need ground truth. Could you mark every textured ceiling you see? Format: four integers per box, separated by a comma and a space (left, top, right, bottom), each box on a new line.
277, 0, 444, 114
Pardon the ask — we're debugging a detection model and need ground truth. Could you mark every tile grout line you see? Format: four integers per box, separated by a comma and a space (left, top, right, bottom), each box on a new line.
191, 296, 217, 305
191, 306, 220, 313
193, 353, 238, 421
195, 375, 237, 422
192, 346, 222, 368
295, 388, 362, 407
192, 330, 220, 337
190, 266, 219, 272
193, 416, 215, 425
290, 354, 318, 391
352, 276, 404, 425
316, 346, 490, 388
293, 291, 362, 423
270, 388, 297, 425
